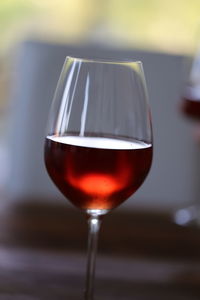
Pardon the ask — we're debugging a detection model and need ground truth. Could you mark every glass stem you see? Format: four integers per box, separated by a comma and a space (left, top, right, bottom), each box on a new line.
85, 213, 101, 300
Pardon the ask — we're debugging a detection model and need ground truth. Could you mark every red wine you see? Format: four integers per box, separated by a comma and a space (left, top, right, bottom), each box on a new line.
181, 86, 200, 120
45, 136, 152, 211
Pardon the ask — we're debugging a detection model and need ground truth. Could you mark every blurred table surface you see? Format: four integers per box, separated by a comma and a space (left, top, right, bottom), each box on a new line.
0, 199, 200, 299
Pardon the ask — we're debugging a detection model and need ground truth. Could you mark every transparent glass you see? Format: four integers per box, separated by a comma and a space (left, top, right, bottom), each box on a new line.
44, 56, 153, 299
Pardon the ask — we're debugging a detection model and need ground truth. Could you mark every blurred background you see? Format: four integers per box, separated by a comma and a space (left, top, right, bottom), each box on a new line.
0, 0, 200, 54
0, 0, 200, 213
0, 1, 199, 299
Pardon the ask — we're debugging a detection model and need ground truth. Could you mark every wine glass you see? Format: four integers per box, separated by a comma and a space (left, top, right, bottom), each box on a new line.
44, 56, 153, 299
174, 50, 200, 226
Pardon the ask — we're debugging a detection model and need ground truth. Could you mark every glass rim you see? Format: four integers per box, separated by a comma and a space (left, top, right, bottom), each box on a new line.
66, 56, 142, 65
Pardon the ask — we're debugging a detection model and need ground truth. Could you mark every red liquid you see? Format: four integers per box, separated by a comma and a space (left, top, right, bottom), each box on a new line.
182, 98, 200, 120
45, 136, 152, 211
181, 86, 200, 120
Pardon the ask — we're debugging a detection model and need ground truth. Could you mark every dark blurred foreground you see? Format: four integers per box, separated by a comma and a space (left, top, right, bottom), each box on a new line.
0, 200, 199, 299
